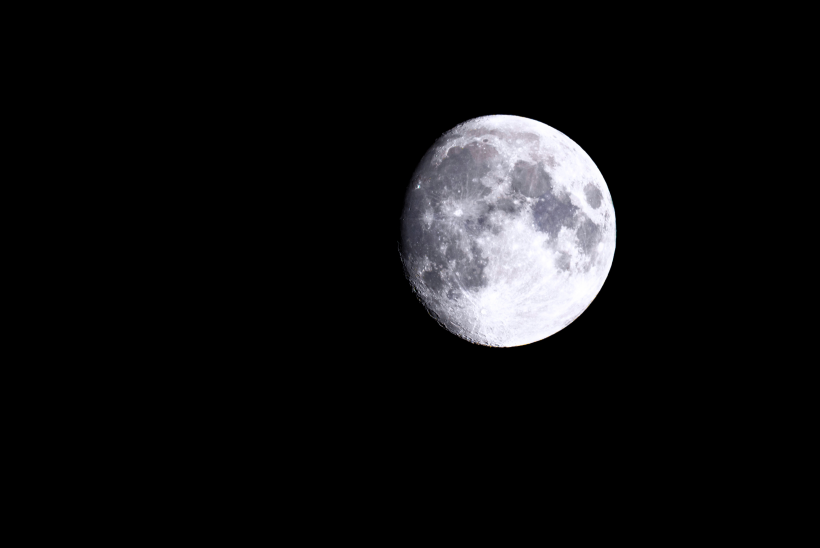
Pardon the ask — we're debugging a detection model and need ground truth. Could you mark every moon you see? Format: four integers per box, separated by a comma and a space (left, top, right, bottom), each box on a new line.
399, 115, 616, 347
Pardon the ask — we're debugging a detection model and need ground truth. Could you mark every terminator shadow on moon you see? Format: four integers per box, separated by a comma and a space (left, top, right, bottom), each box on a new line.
399, 115, 616, 347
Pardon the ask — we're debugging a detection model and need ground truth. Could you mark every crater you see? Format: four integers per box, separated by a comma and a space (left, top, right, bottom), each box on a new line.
584, 183, 603, 209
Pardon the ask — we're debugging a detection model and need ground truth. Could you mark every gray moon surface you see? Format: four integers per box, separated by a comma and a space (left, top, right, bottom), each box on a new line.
399, 115, 616, 347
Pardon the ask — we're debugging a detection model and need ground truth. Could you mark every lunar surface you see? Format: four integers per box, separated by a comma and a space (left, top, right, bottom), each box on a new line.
399, 115, 616, 347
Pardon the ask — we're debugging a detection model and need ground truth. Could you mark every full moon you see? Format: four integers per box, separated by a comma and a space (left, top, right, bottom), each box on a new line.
399, 115, 616, 347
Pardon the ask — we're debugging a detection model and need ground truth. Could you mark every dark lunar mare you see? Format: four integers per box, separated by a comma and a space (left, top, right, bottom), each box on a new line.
416, 142, 496, 212
511, 160, 553, 198
532, 188, 579, 239
525, 171, 603, 269
508, 160, 587, 243
575, 217, 602, 254
401, 139, 499, 308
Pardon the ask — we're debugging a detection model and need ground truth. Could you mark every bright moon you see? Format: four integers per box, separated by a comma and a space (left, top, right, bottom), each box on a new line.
400, 115, 616, 347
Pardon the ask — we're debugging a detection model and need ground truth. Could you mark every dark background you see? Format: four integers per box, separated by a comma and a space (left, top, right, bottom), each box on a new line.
18, 10, 806, 514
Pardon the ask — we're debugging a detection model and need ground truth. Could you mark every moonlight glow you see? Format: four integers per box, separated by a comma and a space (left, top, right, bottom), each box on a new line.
400, 115, 616, 347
